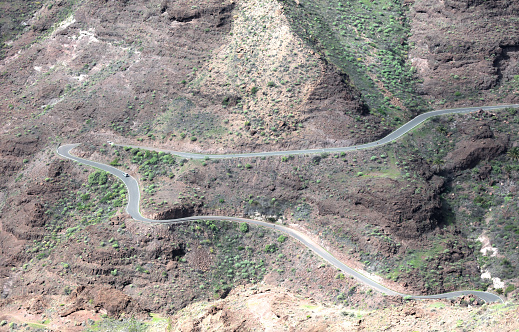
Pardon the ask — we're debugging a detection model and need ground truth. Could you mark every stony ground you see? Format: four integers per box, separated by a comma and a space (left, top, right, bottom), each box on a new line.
0, 0, 519, 330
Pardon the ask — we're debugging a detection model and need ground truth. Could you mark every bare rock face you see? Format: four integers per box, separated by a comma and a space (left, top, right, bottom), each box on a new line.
93, 287, 136, 316
0, 136, 41, 183
444, 0, 519, 11
24, 296, 48, 315
341, 176, 444, 241
302, 64, 388, 143
305, 64, 369, 116
150, 203, 201, 220
446, 122, 508, 171
447, 139, 507, 171
0, 136, 40, 157
409, 0, 519, 106
470, 124, 494, 140
0, 159, 20, 180
23, 202, 48, 228
60, 285, 143, 317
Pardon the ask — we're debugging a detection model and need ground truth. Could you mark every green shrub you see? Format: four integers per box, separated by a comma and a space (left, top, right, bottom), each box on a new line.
88, 171, 108, 186
504, 284, 515, 295
239, 223, 249, 233
264, 244, 278, 253
277, 235, 287, 243
110, 158, 120, 166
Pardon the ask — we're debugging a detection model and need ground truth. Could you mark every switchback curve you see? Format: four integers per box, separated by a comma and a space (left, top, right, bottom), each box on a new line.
57, 104, 516, 303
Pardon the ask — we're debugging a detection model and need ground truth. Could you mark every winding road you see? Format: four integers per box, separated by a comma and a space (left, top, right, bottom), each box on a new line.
57, 104, 519, 303
115, 104, 519, 159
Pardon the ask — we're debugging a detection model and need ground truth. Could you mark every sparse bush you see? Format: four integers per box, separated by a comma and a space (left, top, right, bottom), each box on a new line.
88, 171, 108, 186
264, 244, 278, 253
239, 223, 249, 233
505, 284, 515, 295
110, 158, 120, 166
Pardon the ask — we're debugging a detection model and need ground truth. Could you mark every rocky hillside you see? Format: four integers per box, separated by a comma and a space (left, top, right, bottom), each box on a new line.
0, 0, 518, 329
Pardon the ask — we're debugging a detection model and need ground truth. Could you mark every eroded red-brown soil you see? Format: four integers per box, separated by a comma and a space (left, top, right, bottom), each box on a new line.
409, 0, 519, 107
0, 0, 518, 328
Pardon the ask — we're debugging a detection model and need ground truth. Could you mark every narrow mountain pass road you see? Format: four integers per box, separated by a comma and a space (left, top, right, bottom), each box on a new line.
57, 104, 518, 303
114, 104, 519, 159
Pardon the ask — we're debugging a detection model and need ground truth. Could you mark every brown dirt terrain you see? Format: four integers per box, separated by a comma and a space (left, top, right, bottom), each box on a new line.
77, 133, 482, 295
409, 0, 519, 107
0, 154, 396, 329
170, 285, 518, 332
0, 0, 519, 329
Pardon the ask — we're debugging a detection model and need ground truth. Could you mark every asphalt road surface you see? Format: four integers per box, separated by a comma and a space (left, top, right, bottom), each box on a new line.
114, 104, 519, 159
57, 104, 518, 303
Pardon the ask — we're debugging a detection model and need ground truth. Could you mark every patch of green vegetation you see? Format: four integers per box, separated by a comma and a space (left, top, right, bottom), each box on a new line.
375, 231, 488, 292
301, 304, 319, 310
185, 219, 292, 298
386, 109, 519, 283
428, 302, 446, 309
364, 166, 400, 179
282, 0, 429, 123
27, 322, 49, 330
85, 317, 147, 332
127, 148, 177, 182
151, 97, 225, 141
27, 170, 127, 262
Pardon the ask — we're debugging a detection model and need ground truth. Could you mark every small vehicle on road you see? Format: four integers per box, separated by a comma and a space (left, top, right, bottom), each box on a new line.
123, 173, 129, 177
